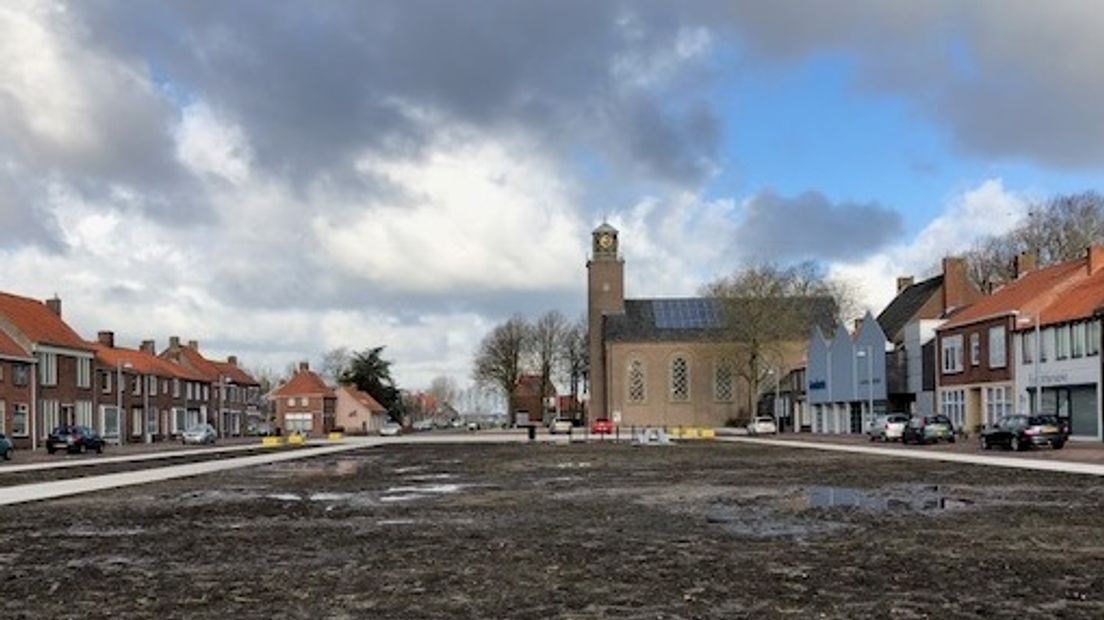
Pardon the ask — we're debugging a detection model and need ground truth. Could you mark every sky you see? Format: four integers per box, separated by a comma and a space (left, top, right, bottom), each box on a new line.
3, 1, 1104, 389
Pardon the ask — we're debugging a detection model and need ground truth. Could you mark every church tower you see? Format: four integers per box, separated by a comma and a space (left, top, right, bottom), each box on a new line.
587, 222, 625, 422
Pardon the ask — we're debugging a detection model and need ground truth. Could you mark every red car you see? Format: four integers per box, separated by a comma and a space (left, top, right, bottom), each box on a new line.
591, 418, 614, 435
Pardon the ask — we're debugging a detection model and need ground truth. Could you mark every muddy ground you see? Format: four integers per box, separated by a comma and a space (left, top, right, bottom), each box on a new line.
1, 442, 1103, 619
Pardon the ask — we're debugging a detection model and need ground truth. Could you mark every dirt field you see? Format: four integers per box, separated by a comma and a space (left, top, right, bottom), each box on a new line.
2, 441, 1103, 619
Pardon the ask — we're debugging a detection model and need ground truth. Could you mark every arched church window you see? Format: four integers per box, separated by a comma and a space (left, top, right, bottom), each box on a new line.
714, 359, 734, 402
627, 359, 645, 403
670, 356, 689, 402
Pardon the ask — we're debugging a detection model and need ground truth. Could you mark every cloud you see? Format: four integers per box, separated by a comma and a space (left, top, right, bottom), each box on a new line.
828, 178, 1030, 314
717, 1, 1104, 169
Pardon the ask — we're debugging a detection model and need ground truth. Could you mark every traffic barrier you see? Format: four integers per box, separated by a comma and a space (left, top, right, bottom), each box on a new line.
327, 432, 344, 441
261, 436, 284, 447
699, 428, 717, 440
287, 433, 306, 446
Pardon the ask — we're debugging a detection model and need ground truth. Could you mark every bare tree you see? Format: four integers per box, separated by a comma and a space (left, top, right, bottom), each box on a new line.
703, 263, 845, 423
319, 347, 351, 383
966, 191, 1104, 290
473, 315, 531, 418
558, 316, 589, 421
530, 310, 566, 422
426, 375, 459, 412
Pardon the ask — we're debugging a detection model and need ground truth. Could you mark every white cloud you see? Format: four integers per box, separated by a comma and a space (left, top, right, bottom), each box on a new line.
828, 179, 1031, 315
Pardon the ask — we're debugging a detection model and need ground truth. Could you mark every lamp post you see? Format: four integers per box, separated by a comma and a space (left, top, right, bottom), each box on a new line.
116, 361, 132, 446
856, 347, 873, 432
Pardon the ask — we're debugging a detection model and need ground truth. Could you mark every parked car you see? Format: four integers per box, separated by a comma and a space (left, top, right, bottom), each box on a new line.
901, 415, 955, 445
181, 423, 218, 445
412, 420, 434, 432
379, 421, 402, 437
747, 416, 778, 435
591, 418, 614, 435
466, 421, 481, 431
548, 418, 573, 434
868, 413, 910, 442
980, 414, 1066, 451
0, 433, 13, 461
46, 425, 104, 454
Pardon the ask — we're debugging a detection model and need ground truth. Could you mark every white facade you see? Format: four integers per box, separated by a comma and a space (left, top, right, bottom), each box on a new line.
1013, 319, 1102, 441
904, 318, 943, 415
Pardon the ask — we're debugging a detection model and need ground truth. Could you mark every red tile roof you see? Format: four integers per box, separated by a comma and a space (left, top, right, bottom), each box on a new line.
0, 292, 94, 351
0, 329, 31, 360
175, 346, 223, 382
941, 258, 1088, 329
1028, 266, 1104, 328
274, 369, 334, 397
212, 360, 259, 386
338, 385, 386, 413
91, 343, 208, 381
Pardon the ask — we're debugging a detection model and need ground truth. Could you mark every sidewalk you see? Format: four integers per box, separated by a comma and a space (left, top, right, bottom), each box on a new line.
725, 430, 1104, 465
4, 436, 260, 466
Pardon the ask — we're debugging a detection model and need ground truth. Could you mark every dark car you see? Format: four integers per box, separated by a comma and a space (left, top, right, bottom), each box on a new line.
0, 433, 13, 460
46, 425, 104, 455
980, 415, 1066, 451
901, 415, 956, 445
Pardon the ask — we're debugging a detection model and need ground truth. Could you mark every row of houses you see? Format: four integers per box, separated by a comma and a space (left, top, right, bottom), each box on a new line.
792, 247, 1104, 442
0, 291, 262, 449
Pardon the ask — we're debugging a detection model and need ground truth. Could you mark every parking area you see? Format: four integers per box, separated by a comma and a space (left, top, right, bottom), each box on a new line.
1, 441, 1102, 618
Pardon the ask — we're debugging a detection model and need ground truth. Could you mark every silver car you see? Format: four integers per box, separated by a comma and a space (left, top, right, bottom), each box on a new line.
868, 413, 909, 442
181, 423, 218, 445
379, 422, 402, 437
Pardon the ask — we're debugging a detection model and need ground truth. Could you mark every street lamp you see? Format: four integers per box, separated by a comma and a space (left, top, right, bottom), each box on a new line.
1016, 312, 1041, 417
116, 361, 132, 446
856, 347, 873, 433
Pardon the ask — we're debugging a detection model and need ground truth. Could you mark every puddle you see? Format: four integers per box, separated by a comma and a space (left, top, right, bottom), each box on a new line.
384, 484, 467, 495
309, 492, 353, 502
706, 507, 848, 539
66, 527, 145, 537
334, 460, 359, 476
266, 493, 302, 502
556, 462, 592, 469
377, 519, 417, 526
404, 473, 456, 481
380, 494, 427, 503
806, 486, 974, 512
394, 466, 426, 474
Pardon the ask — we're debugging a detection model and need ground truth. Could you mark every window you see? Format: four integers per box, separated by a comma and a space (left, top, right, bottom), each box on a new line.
1073, 322, 1086, 358
163, 379, 170, 394
202, 385, 209, 400
1090, 321, 1101, 356
173, 408, 186, 434
0, 364, 4, 382
670, 356, 689, 402
299, 396, 308, 406
173, 379, 181, 398
102, 371, 112, 394
285, 413, 312, 433
146, 407, 159, 435
37, 353, 57, 386
101, 406, 121, 439
131, 408, 142, 436
627, 359, 645, 403
149, 376, 158, 397
941, 335, 963, 373
12, 364, 28, 386
41, 399, 59, 435
1041, 327, 1051, 362
0, 400, 4, 433
714, 359, 734, 403
984, 386, 1012, 426
1022, 332, 1034, 364
940, 389, 966, 429
287, 397, 295, 406
970, 333, 980, 366
76, 401, 93, 427
186, 383, 194, 400
988, 326, 1006, 368
1057, 325, 1071, 360
76, 358, 91, 388
132, 375, 142, 396
12, 404, 28, 437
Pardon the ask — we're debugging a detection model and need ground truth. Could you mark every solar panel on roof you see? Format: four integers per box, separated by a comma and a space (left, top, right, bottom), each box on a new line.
652, 299, 721, 330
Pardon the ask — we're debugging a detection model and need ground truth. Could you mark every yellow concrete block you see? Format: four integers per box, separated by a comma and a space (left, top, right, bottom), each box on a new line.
262, 436, 284, 447
327, 432, 344, 441
699, 428, 716, 440
682, 427, 701, 440
287, 433, 306, 446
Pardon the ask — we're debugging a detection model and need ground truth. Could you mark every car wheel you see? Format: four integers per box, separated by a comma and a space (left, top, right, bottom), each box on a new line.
96, 443, 103, 454
3, 448, 11, 461
1010, 436, 1021, 452
947, 436, 956, 444
47, 447, 56, 455
1053, 440, 1065, 450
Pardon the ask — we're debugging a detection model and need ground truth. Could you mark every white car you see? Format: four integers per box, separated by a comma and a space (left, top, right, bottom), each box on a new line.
747, 416, 778, 435
181, 423, 218, 445
548, 419, 574, 434
868, 413, 910, 442
379, 422, 402, 437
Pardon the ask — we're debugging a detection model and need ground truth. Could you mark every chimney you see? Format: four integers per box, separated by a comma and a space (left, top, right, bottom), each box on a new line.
1014, 252, 1037, 278
97, 331, 115, 348
941, 256, 970, 312
853, 317, 864, 334
169, 336, 181, 349
140, 339, 156, 355
299, 361, 310, 372
187, 340, 199, 351
228, 355, 238, 366
1089, 245, 1104, 275
896, 276, 914, 293
45, 296, 62, 317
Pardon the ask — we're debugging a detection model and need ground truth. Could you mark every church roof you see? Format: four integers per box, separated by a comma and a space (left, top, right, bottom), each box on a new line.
604, 297, 835, 343
593, 222, 618, 234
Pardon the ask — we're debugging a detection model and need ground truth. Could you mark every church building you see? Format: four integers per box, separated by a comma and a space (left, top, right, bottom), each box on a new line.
587, 223, 828, 428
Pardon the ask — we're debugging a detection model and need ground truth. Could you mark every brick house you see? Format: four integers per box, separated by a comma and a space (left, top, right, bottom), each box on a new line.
0, 328, 35, 448
161, 337, 259, 437
0, 294, 96, 448
273, 362, 336, 435
91, 333, 212, 443
514, 374, 556, 425
936, 250, 1101, 433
